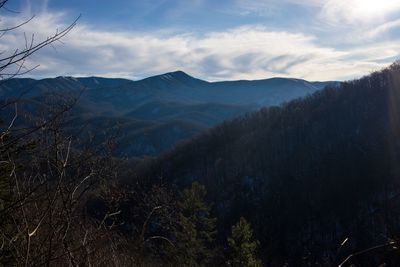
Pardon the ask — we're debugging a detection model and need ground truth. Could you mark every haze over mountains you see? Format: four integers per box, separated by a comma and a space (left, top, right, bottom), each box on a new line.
0, 71, 338, 157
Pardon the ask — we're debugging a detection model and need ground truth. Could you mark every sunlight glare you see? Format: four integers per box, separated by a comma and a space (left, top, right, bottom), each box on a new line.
353, 0, 400, 18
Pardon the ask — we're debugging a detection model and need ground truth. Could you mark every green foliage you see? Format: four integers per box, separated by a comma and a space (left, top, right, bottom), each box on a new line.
173, 182, 217, 266
227, 217, 262, 267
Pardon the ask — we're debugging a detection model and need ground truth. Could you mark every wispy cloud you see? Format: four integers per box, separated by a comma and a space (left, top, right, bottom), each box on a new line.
363, 19, 400, 40
234, 0, 321, 16
0, 11, 398, 81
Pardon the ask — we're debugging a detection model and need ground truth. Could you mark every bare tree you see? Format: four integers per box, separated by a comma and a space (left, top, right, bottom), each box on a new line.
0, 2, 121, 266
0, 0, 80, 81
0, 95, 134, 266
0, 0, 81, 150
0, 2, 176, 265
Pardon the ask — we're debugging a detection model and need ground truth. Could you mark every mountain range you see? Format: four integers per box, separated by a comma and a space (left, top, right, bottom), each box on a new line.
0, 71, 338, 157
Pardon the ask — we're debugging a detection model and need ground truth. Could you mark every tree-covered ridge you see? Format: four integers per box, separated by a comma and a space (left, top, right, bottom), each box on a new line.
7, 1, 400, 265
4, 62, 400, 266
3, 63, 400, 266
0, 72, 336, 157
133, 63, 400, 266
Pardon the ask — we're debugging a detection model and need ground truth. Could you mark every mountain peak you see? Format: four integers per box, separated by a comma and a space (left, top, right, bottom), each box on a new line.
137, 70, 208, 87
160, 70, 194, 80
169, 70, 188, 75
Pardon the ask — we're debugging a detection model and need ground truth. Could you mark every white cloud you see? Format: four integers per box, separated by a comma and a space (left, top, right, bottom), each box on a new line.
237, 0, 400, 26
318, 0, 400, 26
0, 11, 398, 81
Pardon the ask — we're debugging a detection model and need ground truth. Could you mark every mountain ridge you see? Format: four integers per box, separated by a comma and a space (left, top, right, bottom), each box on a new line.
17, 70, 338, 85
1, 71, 339, 157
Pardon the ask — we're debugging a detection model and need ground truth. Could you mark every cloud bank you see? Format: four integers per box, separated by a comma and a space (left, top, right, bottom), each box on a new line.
0, 10, 398, 81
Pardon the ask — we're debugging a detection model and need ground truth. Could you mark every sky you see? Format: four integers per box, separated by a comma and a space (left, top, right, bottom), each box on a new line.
1, 0, 400, 81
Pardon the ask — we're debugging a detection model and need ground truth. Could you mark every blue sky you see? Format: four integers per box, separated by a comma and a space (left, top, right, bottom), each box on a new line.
2, 0, 400, 81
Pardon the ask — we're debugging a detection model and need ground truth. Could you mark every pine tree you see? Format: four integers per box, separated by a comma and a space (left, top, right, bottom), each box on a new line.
174, 182, 217, 266
227, 217, 262, 267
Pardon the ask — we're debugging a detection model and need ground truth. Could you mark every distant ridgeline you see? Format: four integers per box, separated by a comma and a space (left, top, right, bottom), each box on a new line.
0, 71, 336, 157
133, 63, 400, 265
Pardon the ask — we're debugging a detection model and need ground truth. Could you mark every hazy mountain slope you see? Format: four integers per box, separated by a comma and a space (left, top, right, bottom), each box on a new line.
133, 64, 400, 264
0, 71, 337, 156
115, 71, 334, 106
125, 101, 250, 123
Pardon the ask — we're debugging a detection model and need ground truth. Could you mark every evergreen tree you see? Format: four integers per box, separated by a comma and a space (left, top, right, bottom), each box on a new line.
227, 217, 262, 267
174, 182, 217, 266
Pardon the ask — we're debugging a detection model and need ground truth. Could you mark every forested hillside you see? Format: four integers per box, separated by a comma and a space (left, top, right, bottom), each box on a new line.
0, 72, 335, 157
3, 64, 400, 266
2, 0, 400, 266
132, 63, 400, 266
